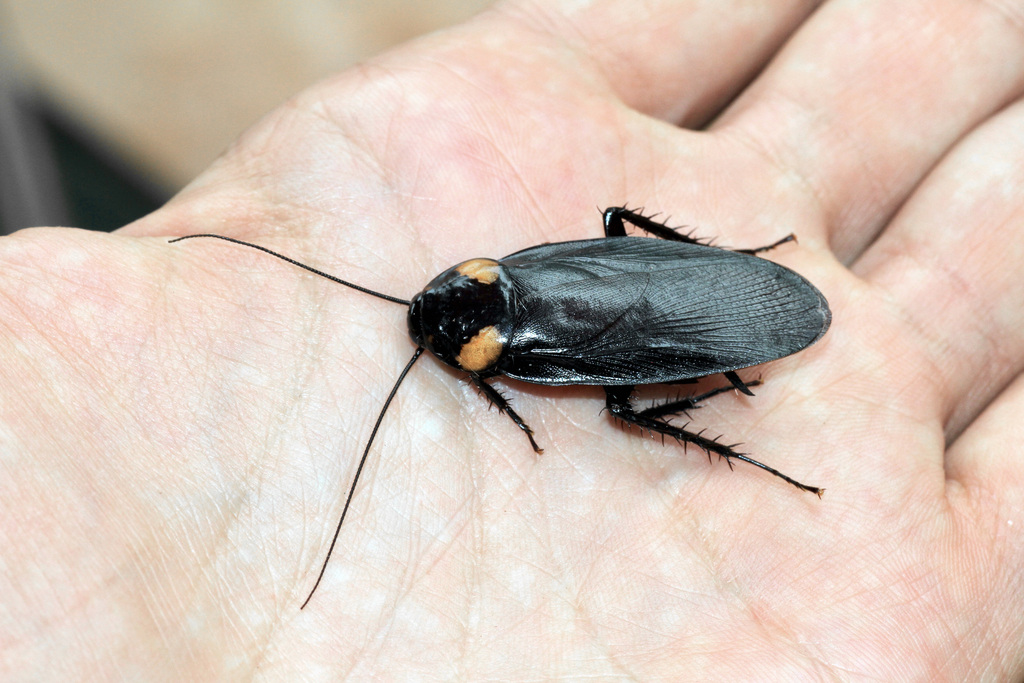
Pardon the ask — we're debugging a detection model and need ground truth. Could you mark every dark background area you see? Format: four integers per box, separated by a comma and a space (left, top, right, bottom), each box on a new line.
0, 90, 166, 235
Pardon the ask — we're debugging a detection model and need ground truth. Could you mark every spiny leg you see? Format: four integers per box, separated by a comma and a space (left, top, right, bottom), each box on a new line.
639, 378, 763, 420
603, 207, 705, 244
472, 377, 543, 454
603, 206, 796, 255
604, 386, 822, 496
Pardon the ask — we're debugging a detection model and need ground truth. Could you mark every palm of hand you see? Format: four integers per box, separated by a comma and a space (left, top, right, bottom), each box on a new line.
3, 4, 1023, 680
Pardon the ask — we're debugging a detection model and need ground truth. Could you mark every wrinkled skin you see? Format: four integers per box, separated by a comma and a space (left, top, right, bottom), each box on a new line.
3, 1, 1024, 680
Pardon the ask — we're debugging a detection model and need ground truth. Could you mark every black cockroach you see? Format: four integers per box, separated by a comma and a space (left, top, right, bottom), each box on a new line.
170, 206, 831, 608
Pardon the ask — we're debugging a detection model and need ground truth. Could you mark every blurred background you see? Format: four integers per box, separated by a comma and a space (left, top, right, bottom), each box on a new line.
0, 0, 492, 234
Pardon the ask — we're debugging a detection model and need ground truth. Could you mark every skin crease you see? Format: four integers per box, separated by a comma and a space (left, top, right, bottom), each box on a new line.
2, 0, 1024, 679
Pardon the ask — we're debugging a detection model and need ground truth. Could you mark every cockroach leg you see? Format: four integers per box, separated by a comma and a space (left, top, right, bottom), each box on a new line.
604, 385, 822, 497
472, 376, 543, 454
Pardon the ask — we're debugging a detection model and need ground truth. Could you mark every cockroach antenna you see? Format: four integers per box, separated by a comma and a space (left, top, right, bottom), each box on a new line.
168, 234, 410, 305
301, 346, 423, 609
169, 233, 422, 607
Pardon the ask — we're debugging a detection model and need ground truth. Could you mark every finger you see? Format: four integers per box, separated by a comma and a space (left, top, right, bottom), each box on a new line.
944, 370, 1024, 672
714, 0, 1024, 258
493, 0, 822, 124
854, 96, 1024, 441
948, 372, 1024, 513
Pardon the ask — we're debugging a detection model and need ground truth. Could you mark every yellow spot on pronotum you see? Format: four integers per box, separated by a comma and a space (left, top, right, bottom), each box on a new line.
456, 259, 500, 284
456, 325, 503, 372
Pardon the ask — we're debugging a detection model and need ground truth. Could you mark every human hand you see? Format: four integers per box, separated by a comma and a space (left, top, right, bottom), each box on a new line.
3, 1, 1023, 679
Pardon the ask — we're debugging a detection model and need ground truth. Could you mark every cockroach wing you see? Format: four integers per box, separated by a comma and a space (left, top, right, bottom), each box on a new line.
497, 237, 830, 386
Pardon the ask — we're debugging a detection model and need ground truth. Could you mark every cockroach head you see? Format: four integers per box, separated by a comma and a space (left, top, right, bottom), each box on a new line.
407, 258, 515, 374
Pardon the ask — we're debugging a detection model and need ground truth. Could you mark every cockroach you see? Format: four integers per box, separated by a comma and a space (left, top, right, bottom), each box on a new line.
170, 206, 831, 608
